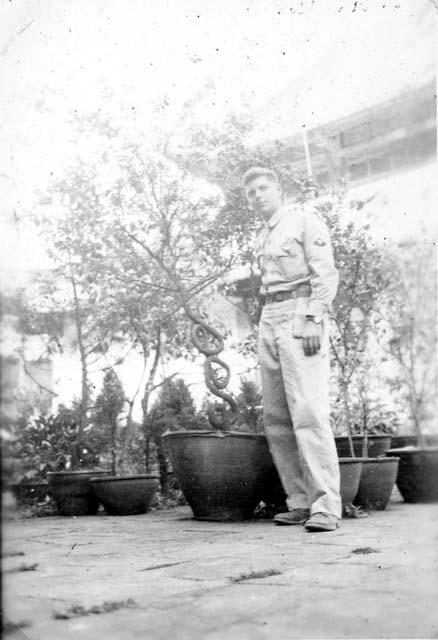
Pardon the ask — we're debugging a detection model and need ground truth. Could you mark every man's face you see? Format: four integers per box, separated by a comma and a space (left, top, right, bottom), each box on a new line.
244, 176, 282, 221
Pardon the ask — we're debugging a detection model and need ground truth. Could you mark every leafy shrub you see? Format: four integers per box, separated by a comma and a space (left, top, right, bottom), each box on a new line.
234, 378, 263, 433
4, 403, 101, 485
93, 369, 125, 473
144, 378, 204, 492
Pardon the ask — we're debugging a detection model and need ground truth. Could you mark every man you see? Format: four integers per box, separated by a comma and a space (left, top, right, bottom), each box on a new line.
242, 166, 341, 532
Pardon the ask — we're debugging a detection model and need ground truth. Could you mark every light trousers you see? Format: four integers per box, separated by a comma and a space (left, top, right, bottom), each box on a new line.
258, 298, 341, 518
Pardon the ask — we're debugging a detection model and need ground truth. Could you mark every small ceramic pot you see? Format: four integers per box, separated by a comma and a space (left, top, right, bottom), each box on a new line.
335, 435, 392, 458
91, 475, 160, 515
339, 457, 363, 507
354, 457, 399, 510
47, 470, 110, 516
386, 447, 438, 503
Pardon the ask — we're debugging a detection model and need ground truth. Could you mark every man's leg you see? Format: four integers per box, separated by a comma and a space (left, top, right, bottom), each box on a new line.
258, 307, 309, 513
277, 317, 341, 520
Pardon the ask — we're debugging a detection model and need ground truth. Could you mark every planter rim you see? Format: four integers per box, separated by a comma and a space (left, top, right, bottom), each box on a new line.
11, 480, 49, 486
163, 430, 266, 440
91, 474, 160, 483
386, 446, 438, 454
360, 456, 400, 463
335, 434, 392, 440
47, 469, 110, 477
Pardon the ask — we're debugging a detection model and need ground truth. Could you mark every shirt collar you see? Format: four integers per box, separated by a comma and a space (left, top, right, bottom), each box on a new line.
266, 204, 291, 229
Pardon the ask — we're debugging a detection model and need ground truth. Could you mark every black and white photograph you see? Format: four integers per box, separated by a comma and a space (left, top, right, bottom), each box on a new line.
1, 1, 437, 638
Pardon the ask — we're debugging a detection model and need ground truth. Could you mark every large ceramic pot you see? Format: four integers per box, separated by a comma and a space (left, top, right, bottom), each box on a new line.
335, 435, 392, 458
339, 458, 363, 507
47, 470, 110, 516
353, 457, 399, 511
163, 430, 275, 521
386, 447, 438, 503
91, 475, 160, 515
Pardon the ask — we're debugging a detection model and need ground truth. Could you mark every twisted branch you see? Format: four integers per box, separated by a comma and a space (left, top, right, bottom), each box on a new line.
183, 304, 236, 430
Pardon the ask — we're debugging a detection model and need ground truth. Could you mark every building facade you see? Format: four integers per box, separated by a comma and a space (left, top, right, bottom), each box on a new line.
267, 80, 436, 193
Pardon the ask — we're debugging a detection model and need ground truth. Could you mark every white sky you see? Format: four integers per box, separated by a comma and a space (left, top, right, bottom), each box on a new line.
0, 0, 436, 273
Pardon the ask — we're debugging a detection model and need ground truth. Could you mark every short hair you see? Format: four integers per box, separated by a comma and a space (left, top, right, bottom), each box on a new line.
241, 166, 279, 188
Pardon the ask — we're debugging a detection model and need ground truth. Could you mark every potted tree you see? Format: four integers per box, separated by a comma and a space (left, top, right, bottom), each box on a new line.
3, 401, 106, 510
2, 401, 110, 516
144, 377, 205, 497
349, 372, 400, 511
378, 242, 438, 502
34, 106, 284, 521
2, 394, 53, 506
44, 404, 110, 516
90, 369, 159, 516
323, 195, 400, 510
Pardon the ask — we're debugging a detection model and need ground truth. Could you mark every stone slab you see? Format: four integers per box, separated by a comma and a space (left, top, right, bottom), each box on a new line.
2, 497, 438, 639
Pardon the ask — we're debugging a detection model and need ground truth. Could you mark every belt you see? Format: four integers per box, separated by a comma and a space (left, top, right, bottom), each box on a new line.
262, 286, 311, 305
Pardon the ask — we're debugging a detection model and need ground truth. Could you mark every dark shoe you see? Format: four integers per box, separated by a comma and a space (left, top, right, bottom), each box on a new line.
304, 512, 339, 532
274, 508, 310, 525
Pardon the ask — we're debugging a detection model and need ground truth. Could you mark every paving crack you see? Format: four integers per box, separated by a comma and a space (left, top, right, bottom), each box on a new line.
137, 560, 189, 571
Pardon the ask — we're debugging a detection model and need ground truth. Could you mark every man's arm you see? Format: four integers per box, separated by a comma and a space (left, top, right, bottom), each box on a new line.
303, 210, 339, 317
301, 210, 338, 356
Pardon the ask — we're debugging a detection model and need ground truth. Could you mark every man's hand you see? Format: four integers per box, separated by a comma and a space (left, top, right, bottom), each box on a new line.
302, 319, 322, 356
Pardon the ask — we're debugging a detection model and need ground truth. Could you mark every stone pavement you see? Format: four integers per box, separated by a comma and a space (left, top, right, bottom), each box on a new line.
2, 494, 438, 640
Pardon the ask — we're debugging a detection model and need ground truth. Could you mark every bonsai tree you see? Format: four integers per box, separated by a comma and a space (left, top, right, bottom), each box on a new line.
37, 106, 243, 441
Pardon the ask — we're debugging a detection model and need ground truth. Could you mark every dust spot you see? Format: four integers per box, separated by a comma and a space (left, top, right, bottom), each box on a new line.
230, 569, 282, 583
53, 599, 138, 619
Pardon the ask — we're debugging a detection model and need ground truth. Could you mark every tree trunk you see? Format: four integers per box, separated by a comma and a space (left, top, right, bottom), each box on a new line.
145, 434, 151, 473
111, 417, 117, 475
413, 412, 427, 448
341, 378, 355, 457
70, 271, 89, 439
141, 328, 161, 472
154, 436, 168, 496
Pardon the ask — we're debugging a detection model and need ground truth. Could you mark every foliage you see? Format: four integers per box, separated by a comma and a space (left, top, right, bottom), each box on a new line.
94, 369, 126, 473
339, 362, 399, 436
373, 241, 437, 444
176, 112, 305, 262
234, 378, 263, 433
4, 403, 102, 485
144, 378, 204, 492
316, 193, 396, 450
37, 107, 260, 435
21, 246, 113, 436
146, 378, 202, 436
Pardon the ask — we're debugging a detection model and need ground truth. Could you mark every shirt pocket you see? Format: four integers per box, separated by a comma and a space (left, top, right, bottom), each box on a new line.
277, 238, 305, 280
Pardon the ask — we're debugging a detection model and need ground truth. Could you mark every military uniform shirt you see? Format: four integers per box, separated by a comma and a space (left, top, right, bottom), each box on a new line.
254, 202, 338, 316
